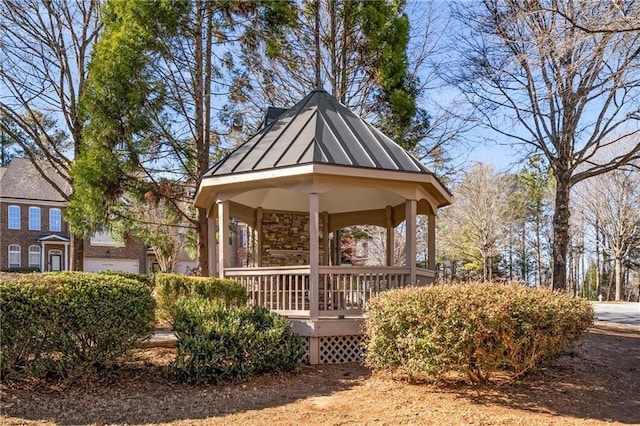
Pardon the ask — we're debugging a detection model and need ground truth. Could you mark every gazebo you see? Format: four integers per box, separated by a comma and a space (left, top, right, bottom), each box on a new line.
194, 88, 451, 363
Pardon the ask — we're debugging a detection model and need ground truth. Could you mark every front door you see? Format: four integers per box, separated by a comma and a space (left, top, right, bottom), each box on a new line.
49, 251, 62, 271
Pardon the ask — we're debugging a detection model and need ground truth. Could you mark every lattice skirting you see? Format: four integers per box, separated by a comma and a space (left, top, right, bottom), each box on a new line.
299, 336, 310, 364
301, 335, 365, 364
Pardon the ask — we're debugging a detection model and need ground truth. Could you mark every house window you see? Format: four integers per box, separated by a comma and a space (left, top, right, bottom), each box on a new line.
29, 245, 41, 268
8, 245, 20, 268
90, 231, 124, 247
49, 208, 62, 232
8, 205, 20, 229
29, 207, 41, 230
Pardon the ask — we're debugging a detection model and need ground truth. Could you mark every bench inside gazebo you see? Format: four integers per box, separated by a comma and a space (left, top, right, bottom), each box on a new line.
194, 88, 451, 363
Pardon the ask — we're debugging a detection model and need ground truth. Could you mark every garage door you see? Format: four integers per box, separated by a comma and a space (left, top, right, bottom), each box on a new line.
84, 258, 140, 274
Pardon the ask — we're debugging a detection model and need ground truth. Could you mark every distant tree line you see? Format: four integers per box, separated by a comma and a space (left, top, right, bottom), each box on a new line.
436, 159, 640, 302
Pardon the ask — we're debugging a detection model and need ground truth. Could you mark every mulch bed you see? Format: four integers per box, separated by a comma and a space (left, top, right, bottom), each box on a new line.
1, 324, 638, 425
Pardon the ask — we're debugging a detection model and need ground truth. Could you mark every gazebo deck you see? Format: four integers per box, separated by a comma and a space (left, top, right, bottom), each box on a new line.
225, 264, 434, 364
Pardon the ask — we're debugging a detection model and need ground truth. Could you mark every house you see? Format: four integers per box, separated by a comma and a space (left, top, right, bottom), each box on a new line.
0, 158, 148, 273
194, 88, 452, 363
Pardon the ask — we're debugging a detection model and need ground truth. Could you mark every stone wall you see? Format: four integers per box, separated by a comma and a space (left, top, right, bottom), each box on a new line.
261, 212, 325, 266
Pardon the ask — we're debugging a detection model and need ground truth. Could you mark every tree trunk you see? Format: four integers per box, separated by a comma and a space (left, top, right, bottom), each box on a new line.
606, 270, 613, 301
615, 256, 623, 301
535, 216, 542, 287
314, 0, 321, 87
508, 229, 513, 281
70, 236, 84, 271
595, 219, 601, 297
197, 208, 209, 276
193, 2, 209, 276
552, 172, 572, 291
339, 0, 350, 102
328, 0, 337, 96
482, 251, 488, 282
521, 222, 527, 282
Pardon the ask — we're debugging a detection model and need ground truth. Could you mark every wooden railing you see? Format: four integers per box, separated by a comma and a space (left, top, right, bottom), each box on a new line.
317, 266, 410, 316
224, 265, 434, 318
224, 266, 310, 316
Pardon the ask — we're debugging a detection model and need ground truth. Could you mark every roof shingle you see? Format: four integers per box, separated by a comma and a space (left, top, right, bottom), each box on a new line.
0, 158, 70, 202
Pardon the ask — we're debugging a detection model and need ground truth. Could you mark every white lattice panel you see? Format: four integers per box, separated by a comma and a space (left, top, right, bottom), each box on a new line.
300, 337, 310, 364
319, 335, 365, 363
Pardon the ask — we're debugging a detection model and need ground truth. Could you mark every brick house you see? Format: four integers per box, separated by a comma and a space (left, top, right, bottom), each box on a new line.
0, 158, 148, 273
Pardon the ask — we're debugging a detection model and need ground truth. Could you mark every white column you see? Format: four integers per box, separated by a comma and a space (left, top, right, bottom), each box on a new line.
309, 193, 320, 321
405, 200, 417, 285
385, 205, 393, 267
41, 242, 45, 272
217, 200, 230, 278
207, 213, 216, 277
428, 214, 436, 272
64, 243, 69, 271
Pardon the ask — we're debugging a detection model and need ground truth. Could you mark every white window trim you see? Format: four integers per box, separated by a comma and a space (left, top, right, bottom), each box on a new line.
29, 206, 41, 231
49, 208, 62, 232
8, 244, 21, 268
8, 205, 20, 230
90, 232, 125, 248
28, 245, 41, 268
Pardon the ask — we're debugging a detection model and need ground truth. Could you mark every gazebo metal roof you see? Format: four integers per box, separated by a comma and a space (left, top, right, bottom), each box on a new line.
205, 88, 433, 177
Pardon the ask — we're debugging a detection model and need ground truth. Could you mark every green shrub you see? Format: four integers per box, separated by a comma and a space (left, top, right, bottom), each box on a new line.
169, 297, 303, 384
154, 273, 247, 321
0, 281, 54, 374
0, 267, 41, 273
0, 272, 155, 378
97, 270, 154, 290
364, 283, 594, 383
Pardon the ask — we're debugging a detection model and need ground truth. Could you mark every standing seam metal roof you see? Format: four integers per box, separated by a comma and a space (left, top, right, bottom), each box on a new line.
205, 88, 432, 177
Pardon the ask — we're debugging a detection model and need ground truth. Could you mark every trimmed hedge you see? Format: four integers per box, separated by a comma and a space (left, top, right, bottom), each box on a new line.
97, 270, 154, 290
0, 272, 155, 378
154, 273, 247, 321
0, 267, 40, 273
365, 283, 594, 383
169, 297, 303, 384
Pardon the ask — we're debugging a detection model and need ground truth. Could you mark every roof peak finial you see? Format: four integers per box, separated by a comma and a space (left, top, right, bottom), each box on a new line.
312, 85, 326, 93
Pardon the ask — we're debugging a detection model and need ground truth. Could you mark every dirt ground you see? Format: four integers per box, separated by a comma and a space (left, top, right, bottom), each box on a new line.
1, 323, 638, 426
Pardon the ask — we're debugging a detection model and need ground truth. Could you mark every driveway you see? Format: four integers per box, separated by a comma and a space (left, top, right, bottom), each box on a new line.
592, 302, 640, 327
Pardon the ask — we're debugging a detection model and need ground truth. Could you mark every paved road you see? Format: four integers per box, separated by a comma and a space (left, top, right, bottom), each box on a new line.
592, 302, 640, 327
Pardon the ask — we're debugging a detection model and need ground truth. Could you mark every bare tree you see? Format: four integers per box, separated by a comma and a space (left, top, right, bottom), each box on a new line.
578, 168, 640, 300
448, 0, 640, 290
0, 0, 102, 269
438, 164, 515, 281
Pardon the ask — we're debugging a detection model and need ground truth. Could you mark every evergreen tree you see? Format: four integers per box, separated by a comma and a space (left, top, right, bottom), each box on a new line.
67, 0, 294, 275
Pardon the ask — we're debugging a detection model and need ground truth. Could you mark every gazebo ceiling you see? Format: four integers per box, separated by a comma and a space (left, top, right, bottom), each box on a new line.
231, 186, 406, 214
195, 88, 451, 213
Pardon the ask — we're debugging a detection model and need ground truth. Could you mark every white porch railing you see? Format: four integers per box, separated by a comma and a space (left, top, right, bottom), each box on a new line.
224, 266, 311, 317
317, 266, 409, 316
223, 266, 435, 318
